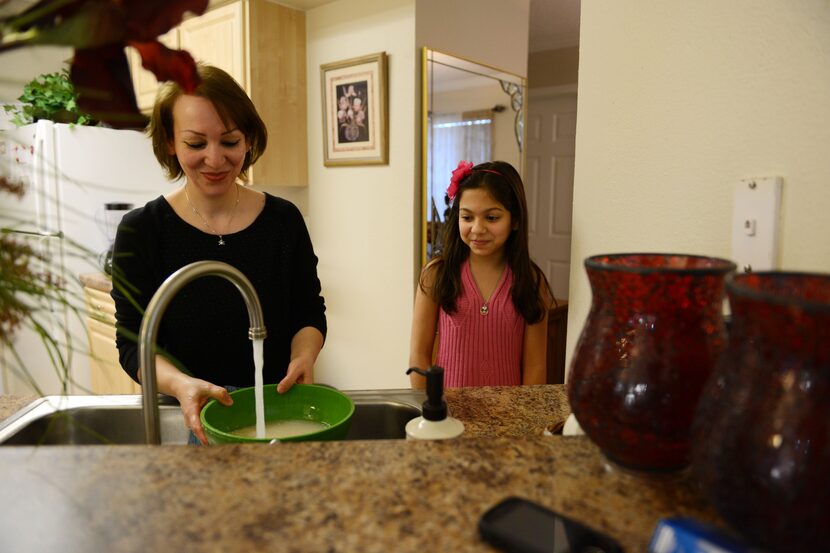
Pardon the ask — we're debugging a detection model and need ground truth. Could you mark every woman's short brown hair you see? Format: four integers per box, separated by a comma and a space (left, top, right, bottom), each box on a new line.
147, 64, 267, 182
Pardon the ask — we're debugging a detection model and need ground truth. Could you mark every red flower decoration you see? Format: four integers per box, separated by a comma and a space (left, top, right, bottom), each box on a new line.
447, 160, 474, 201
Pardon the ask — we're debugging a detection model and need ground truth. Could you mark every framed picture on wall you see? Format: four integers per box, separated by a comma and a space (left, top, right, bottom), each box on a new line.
320, 52, 388, 166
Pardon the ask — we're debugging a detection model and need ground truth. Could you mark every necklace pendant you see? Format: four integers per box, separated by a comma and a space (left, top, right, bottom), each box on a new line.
218, 237, 225, 246
480, 305, 489, 316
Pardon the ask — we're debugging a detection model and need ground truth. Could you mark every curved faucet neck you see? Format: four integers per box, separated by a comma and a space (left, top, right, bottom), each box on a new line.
137, 260, 267, 444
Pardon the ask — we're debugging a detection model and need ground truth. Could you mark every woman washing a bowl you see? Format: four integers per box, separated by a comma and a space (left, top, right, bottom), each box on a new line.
111, 65, 326, 445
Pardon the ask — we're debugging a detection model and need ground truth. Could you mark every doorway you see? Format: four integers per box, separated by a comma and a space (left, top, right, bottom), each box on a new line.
526, 88, 577, 301
525, 87, 577, 384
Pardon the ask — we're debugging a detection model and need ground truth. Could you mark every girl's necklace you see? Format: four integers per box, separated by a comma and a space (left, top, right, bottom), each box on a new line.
471, 263, 506, 316
184, 183, 240, 246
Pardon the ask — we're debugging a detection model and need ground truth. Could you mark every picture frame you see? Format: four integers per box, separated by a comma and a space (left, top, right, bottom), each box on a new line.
320, 52, 388, 166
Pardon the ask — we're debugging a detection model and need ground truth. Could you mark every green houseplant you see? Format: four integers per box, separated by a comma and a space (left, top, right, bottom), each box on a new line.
3, 67, 94, 127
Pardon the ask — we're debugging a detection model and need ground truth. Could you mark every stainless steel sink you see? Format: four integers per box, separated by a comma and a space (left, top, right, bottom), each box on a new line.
0, 389, 423, 445
343, 390, 422, 440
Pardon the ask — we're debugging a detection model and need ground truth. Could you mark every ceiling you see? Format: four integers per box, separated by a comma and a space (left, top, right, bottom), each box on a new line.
275, 0, 580, 53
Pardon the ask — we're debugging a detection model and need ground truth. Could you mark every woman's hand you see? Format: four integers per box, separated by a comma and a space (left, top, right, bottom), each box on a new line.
277, 327, 324, 394
145, 355, 232, 445
277, 354, 314, 393
172, 376, 232, 445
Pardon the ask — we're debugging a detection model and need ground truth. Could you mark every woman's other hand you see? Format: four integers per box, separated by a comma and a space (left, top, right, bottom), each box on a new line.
173, 376, 232, 445
277, 354, 314, 393
277, 327, 324, 393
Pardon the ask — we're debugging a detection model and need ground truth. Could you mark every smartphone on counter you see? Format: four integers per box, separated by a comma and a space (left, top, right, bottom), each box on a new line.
478, 496, 623, 553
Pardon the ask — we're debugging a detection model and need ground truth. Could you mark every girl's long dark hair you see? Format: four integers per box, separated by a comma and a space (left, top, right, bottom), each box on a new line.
422, 160, 552, 324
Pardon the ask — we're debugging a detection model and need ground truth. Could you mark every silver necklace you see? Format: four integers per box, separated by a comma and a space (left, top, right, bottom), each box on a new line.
471, 264, 505, 316
184, 183, 240, 246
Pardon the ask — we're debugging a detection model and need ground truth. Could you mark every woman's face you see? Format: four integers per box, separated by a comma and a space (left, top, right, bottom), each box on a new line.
168, 95, 248, 196
458, 187, 515, 261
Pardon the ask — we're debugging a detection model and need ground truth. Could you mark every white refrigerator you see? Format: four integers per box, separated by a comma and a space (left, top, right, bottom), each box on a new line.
0, 121, 174, 395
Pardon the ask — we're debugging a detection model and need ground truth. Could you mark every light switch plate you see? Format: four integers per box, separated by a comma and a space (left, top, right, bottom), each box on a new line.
731, 177, 783, 272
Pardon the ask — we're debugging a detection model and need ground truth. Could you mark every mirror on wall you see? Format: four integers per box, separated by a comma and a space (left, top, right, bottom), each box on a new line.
421, 47, 527, 264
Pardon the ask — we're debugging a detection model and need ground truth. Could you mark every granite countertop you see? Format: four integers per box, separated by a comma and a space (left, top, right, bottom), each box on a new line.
0, 394, 37, 423
79, 272, 112, 293
0, 385, 723, 552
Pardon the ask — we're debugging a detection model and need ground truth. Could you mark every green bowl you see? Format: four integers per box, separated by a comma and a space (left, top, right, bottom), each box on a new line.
200, 384, 355, 444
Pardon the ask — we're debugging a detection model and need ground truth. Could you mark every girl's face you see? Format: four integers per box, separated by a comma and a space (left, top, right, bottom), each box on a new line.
168, 95, 248, 196
458, 187, 515, 261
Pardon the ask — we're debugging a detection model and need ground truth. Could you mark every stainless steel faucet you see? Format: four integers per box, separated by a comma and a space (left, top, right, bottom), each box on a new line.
138, 261, 267, 444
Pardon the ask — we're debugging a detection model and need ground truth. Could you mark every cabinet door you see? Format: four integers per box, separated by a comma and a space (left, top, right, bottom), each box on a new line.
84, 287, 139, 394
127, 28, 179, 113
178, 1, 246, 91
87, 317, 139, 394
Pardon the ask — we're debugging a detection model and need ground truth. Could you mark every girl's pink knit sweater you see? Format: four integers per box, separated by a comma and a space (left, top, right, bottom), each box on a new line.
436, 260, 524, 387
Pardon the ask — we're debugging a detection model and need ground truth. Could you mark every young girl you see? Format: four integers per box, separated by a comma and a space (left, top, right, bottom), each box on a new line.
409, 160, 553, 388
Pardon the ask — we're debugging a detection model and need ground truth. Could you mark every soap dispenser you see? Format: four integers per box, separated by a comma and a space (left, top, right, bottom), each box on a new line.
405, 366, 465, 440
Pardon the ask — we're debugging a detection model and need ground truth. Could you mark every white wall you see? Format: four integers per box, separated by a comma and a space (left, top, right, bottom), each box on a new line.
415, 0, 529, 77
307, 0, 530, 390
306, 0, 418, 390
415, 0, 530, 174
567, 0, 830, 373
0, 46, 71, 128
0, 46, 71, 101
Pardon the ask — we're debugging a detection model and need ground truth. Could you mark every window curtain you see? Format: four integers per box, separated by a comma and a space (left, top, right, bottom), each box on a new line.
428, 109, 493, 224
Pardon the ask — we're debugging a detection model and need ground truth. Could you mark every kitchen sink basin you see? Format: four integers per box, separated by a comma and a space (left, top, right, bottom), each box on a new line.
0, 389, 423, 446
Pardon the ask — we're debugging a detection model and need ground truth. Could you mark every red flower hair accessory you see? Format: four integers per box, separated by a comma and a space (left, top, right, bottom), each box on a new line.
447, 160, 474, 201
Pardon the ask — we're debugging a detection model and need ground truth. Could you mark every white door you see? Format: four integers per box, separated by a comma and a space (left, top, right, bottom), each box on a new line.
525, 90, 577, 300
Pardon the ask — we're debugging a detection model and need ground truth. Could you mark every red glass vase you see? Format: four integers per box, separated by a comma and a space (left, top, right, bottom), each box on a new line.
567, 253, 735, 471
691, 272, 830, 552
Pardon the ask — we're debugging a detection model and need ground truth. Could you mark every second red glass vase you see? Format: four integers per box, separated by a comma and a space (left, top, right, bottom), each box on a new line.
691, 272, 830, 552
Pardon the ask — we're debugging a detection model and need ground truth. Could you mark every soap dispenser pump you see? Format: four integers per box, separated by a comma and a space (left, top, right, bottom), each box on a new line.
405, 366, 465, 440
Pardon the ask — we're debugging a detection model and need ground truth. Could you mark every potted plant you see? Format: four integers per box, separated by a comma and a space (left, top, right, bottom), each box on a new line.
3, 67, 94, 127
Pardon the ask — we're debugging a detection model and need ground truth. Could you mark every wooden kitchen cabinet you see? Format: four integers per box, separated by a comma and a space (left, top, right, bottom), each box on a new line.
178, 2, 246, 88
127, 0, 308, 188
83, 286, 140, 394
